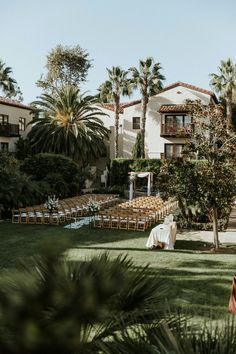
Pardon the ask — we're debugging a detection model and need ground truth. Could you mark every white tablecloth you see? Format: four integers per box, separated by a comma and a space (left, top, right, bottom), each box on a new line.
146, 222, 176, 250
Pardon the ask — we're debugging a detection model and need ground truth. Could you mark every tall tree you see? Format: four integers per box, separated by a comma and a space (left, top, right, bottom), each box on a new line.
37, 44, 91, 93
210, 58, 236, 128
185, 101, 236, 249
98, 67, 132, 158
28, 85, 109, 163
129, 58, 165, 158
132, 131, 142, 158
0, 59, 22, 99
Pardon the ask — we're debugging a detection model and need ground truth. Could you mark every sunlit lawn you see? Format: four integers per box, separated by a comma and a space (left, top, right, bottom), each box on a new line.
0, 220, 235, 320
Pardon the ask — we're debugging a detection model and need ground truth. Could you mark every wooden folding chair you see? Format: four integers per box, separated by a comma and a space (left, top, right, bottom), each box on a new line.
12, 209, 20, 223
19, 208, 28, 224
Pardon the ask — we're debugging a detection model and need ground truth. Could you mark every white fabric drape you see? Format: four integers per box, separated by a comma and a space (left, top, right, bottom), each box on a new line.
137, 172, 149, 178
128, 172, 153, 199
147, 173, 151, 196
129, 182, 133, 200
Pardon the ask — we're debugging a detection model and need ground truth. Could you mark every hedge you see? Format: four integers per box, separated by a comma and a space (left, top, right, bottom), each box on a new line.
109, 158, 162, 186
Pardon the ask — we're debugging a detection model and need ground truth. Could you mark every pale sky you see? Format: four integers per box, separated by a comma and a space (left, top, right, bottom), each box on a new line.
1, 0, 236, 104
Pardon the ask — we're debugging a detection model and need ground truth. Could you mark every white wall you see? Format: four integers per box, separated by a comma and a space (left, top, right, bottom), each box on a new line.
97, 84, 212, 161
121, 86, 211, 158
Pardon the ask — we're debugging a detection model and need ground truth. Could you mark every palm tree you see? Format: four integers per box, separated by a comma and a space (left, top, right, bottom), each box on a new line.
98, 67, 132, 158
129, 58, 165, 158
0, 59, 19, 98
28, 86, 109, 163
210, 58, 236, 128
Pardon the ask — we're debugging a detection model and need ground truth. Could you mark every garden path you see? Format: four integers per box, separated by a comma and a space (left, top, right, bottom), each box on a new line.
226, 207, 236, 232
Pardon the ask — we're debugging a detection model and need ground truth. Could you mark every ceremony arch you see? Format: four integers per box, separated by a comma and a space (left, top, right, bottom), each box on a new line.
129, 172, 153, 200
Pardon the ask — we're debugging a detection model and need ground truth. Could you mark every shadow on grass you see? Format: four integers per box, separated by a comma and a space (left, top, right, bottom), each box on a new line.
130, 263, 233, 319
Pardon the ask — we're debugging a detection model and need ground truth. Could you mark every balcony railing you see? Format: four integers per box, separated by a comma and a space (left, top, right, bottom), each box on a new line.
0, 123, 20, 137
161, 123, 193, 137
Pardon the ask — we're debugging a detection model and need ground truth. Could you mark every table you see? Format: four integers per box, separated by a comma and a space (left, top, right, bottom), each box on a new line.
146, 222, 177, 250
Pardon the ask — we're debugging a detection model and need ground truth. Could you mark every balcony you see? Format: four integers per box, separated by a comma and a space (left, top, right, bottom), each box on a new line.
0, 123, 20, 137
160, 123, 193, 137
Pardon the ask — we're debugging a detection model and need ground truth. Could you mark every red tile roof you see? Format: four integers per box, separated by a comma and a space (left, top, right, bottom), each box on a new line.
162, 81, 215, 97
100, 99, 141, 113
159, 104, 194, 113
99, 81, 217, 112
0, 96, 32, 110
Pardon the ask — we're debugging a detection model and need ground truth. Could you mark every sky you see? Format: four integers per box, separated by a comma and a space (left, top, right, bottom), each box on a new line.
1, 0, 236, 104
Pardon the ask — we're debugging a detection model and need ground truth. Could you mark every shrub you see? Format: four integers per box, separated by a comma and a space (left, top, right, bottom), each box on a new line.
14, 137, 33, 160
21, 153, 79, 182
20, 153, 86, 198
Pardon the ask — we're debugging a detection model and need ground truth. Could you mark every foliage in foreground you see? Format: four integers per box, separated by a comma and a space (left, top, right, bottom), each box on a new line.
0, 251, 167, 353
0, 249, 235, 354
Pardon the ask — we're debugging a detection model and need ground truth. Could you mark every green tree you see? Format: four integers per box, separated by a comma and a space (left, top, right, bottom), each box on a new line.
28, 86, 109, 163
0, 152, 44, 216
15, 137, 33, 160
210, 58, 236, 128
21, 153, 86, 197
185, 101, 236, 248
129, 58, 165, 158
132, 131, 142, 158
37, 44, 91, 93
98, 66, 132, 158
0, 59, 22, 99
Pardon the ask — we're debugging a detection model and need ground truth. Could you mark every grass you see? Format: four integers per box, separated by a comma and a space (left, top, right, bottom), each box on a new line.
0, 220, 235, 321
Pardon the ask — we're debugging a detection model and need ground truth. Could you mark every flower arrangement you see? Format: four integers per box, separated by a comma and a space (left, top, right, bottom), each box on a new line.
86, 199, 100, 214
44, 195, 59, 212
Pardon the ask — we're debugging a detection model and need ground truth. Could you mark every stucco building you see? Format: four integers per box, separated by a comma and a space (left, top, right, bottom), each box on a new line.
0, 97, 32, 152
100, 81, 217, 160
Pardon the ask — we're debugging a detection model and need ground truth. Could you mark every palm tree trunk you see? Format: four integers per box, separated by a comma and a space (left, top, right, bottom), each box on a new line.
141, 96, 148, 158
226, 91, 233, 129
114, 96, 120, 158
212, 207, 219, 249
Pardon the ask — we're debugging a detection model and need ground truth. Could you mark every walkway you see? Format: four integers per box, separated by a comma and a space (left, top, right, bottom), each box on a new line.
227, 207, 236, 232
178, 230, 236, 244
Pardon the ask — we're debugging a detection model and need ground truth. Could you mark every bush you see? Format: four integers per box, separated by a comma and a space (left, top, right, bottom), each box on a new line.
20, 153, 86, 198
21, 153, 79, 183
14, 137, 33, 160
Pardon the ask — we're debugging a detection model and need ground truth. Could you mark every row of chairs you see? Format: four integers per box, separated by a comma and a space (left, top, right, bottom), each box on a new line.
93, 210, 151, 231
12, 194, 120, 225
92, 197, 178, 232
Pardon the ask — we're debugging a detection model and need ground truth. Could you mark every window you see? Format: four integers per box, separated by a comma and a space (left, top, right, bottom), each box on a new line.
132, 117, 140, 129
165, 144, 185, 159
1, 142, 9, 151
164, 115, 192, 127
0, 114, 9, 124
19, 117, 26, 131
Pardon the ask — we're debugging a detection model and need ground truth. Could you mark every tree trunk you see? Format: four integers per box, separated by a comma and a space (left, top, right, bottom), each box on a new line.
114, 96, 120, 158
141, 96, 148, 158
226, 90, 233, 129
212, 207, 219, 249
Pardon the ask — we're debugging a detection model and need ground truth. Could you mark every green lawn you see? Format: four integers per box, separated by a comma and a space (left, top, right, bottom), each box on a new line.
0, 220, 235, 320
